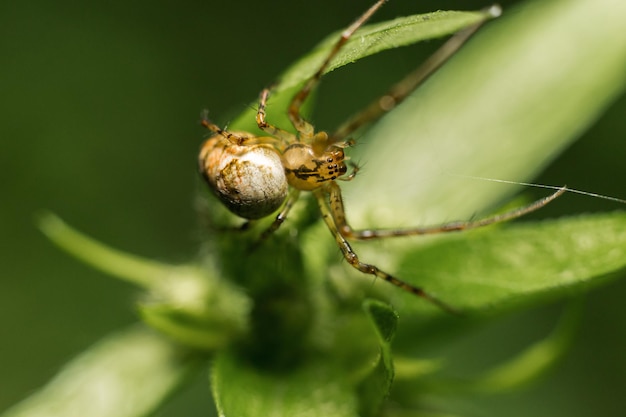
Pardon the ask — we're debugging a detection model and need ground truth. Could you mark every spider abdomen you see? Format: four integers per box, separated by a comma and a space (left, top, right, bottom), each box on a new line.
199, 136, 288, 219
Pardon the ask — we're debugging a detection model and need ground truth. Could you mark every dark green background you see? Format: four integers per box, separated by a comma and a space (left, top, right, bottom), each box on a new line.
2, 0, 625, 416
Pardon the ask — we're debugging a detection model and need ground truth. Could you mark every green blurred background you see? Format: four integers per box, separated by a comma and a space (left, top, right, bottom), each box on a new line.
1, 0, 625, 416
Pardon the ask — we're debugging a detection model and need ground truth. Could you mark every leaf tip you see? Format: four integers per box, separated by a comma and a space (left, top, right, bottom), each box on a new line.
36, 210, 65, 240
487, 4, 503, 19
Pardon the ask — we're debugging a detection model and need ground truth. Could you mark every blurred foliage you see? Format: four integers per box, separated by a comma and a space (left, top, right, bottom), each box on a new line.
1, 0, 625, 416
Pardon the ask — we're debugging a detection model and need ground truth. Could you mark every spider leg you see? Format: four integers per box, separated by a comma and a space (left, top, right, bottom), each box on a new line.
327, 182, 566, 240
329, 5, 502, 145
288, 0, 388, 138
256, 88, 298, 146
201, 110, 289, 147
313, 186, 458, 313
200, 110, 251, 145
252, 188, 301, 248
337, 162, 360, 182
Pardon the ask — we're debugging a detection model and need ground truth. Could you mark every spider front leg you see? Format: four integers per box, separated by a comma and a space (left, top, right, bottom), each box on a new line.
328, 5, 502, 145
326, 182, 566, 240
200, 111, 284, 148
288, 0, 388, 142
256, 88, 297, 145
313, 186, 458, 313
200, 110, 253, 145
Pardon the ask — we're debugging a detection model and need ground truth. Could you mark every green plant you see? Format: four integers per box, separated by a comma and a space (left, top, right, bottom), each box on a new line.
5, 0, 626, 416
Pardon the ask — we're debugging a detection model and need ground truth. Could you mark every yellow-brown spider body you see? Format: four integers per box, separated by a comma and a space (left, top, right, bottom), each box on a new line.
282, 143, 348, 191
197, 1, 561, 312
199, 129, 349, 218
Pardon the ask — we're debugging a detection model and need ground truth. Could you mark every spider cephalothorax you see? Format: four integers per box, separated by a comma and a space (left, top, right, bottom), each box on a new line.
282, 143, 348, 191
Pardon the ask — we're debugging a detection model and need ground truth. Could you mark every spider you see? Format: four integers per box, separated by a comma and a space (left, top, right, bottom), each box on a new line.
198, 0, 565, 312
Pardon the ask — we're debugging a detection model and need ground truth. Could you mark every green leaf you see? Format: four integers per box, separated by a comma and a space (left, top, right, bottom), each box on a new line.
358, 300, 399, 417
138, 297, 250, 351
211, 351, 359, 417
363, 299, 399, 343
344, 0, 626, 227
1, 326, 202, 417
218, 0, 626, 315
38, 212, 181, 289
465, 299, 582, 392
277, 9, 498, 93
28, 1, 626, 416
228, 8, 497, 134
394, 301, 582, 411
39, 212, 252, 350
393, 213, 626, 313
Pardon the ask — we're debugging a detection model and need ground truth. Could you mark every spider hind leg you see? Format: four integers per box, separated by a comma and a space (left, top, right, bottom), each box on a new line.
316, 180, 565, 312
313, 187, 459, 313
